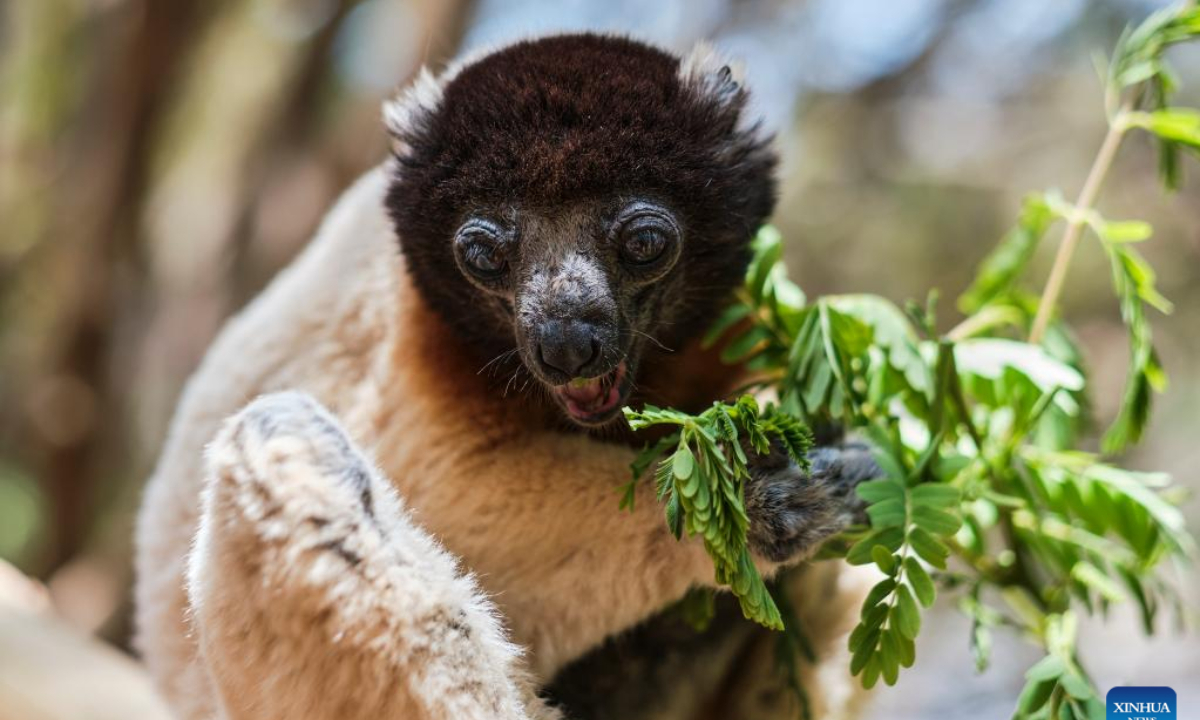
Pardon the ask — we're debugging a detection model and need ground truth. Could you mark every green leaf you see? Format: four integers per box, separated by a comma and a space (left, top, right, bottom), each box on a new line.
1099, 219, 1153, 244
801, 360, 833, 411
618, 480, 638, 512
678, 467, 700, 498
1103, 351, 1160, 453
847, 527, 907, 566
960, 194, 1054, 312
893, 585, 921, 640
1017, 678, 1056, 714
912, 484, 961, 509
721, 325, 772, 364
860, 578, 897, 616
622, 433, 681, 511
1130, 108, 1200, 149
869, 443, 908, 485
654, 455, 675, 499
867, 498, 907, 529
858, 603, 889, 636
1071, 562, 1127, 603
971, 619, 992, 673
1002, 587, 1048, 631
1159, 137, 1183, 190
760, 406, 814, 468
1060, 672, 1094, 700
857, 478, 905, 505
1100, 239, 1173, 454
703, 303, 753, 348
879, 630, 901, 686
665, 493, 682, 539
872, 545, 898, 575
673, 447, 695, 479
821, 301, 874, 358
905, 557, 936, 608
1112, 7, 1200, 96
897, 634, 916, 669
909, 527, 951, 569
747, 226, 784, 302
1083, 462, 1191, 552
913, 506, 963, 536
860, 656, 882, 689
956, 339, 1084, 396
1113, 244, 1173, 313
676, 446, 696, 480
1117, 59, 1160, 88
772, 274, 808, 315
1025, 655, 1066, 682
849, 630, 877, 675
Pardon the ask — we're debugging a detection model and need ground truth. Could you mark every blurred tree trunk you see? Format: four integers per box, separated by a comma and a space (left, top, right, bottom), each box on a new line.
0, 0, 471, 642
4, 0, 473, 576
107, 0, 474, 648
29, 0, 216, 575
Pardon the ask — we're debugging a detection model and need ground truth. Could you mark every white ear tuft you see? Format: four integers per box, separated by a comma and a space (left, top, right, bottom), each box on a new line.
382, 66, 445, 138
677, 41, 746, 101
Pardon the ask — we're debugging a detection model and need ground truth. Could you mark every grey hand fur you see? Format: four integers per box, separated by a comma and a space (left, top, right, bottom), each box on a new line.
746, 443, 876, 563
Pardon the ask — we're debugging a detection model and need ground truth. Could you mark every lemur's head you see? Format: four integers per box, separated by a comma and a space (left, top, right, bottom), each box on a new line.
386, 34, 776, 427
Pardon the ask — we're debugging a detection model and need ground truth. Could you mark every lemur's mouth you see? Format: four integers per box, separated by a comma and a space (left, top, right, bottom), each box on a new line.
554, 361, 629, 425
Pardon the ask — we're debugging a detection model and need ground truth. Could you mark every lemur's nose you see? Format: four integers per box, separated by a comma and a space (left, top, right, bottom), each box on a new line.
538, 319, 601, 378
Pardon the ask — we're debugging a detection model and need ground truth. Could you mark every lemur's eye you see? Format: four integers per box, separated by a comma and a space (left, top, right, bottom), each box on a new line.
615, 205, 681, 273
622, 227, 668, 265
455, 221, 509, 283
465, 242, 506, 276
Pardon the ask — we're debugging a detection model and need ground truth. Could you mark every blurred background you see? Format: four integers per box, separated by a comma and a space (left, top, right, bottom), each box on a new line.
0, 0, 1197, 718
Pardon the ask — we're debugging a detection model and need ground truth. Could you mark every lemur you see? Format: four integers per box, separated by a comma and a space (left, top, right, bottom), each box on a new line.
134, 34, 879, 720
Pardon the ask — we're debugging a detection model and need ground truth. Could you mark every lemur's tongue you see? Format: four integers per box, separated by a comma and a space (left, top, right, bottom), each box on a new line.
556, 361, 627, 418
561, 377, 605, 403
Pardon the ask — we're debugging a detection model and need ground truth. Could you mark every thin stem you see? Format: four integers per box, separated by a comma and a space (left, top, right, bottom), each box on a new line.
947, 305, 1021, 342
1029, 105, 1133, 344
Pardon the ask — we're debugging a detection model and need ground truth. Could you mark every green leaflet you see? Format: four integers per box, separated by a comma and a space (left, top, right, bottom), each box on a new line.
1100, 241, 1171, 453
622, 397, 811, 630
959, 194, 1056, 313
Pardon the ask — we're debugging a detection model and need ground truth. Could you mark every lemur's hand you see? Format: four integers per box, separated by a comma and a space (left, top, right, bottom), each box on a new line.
744, 441, 879, 563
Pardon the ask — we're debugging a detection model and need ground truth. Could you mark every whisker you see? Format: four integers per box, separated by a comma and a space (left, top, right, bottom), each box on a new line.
503, 365, 523, 397
478, 348, 518, 376
631, 328, 673, 353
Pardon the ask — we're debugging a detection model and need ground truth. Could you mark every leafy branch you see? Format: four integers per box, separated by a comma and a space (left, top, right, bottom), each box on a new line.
619, 4, 1199, 717
1028, 3, 1199, 447
622, 397, 812, 629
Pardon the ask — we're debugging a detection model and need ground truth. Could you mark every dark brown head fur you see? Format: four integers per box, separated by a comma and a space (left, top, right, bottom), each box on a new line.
385, 34, 776, 427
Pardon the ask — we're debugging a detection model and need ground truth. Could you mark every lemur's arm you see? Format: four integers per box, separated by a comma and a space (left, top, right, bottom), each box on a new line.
187, 390, 875, 717
395, 416, 876, 678
187, 392, 561, 720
